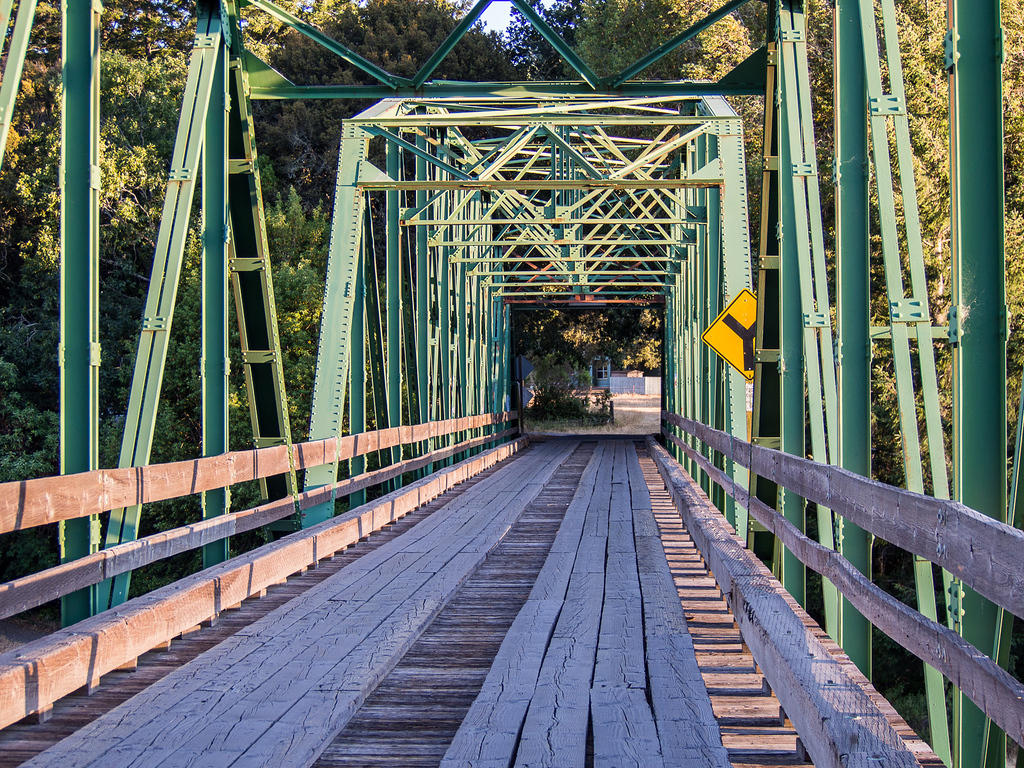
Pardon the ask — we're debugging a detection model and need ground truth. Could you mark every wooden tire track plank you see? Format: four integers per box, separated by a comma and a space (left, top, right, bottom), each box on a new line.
315, 442, 595, 767
441, 442, 609, 768
629, 443, 730, 766
510, 442, 613, 768
0, 439, 527, 734
448, 440, 729, 768
590, 441, 663, 768
648, 438, 937, 768
21, 440, 576, 768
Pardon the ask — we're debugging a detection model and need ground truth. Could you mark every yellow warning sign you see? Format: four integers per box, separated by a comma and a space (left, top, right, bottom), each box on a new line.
701, 289, 757, 381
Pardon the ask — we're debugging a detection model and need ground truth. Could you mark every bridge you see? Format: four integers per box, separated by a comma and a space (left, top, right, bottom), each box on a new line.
0, 0, 1019, 767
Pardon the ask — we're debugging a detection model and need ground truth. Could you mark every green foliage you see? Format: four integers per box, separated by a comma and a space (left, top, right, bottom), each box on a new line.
527, 354, 609, 425
514, 306, 662, 372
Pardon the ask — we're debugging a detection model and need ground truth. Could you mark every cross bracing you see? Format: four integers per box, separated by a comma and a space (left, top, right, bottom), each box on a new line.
0, 0, 1015, 766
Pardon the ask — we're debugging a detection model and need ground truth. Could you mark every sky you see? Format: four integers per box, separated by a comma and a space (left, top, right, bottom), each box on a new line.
479, 1, 514, 32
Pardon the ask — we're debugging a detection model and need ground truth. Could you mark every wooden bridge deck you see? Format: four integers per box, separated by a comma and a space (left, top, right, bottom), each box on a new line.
0, 438, 937, 768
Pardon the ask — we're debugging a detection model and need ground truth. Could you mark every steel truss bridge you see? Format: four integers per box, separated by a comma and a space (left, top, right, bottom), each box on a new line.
0, 1, 1018, 767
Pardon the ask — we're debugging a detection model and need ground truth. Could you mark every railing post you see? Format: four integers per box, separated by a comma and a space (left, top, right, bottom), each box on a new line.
59, 0, 101, 625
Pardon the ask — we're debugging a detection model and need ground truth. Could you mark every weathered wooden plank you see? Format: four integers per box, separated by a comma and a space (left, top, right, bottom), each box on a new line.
512, 449, 613, 768
648, 437, 928, 768
663, 411, 1024, 620
0, 412, 516, 534
661, 430, 1024, 749
594, 443, 646, 691
627, 444, 729, 766
19, 440, 571, 768
440, 444, 607, 768
0, 438, 526, 733
589, 686, 664, 768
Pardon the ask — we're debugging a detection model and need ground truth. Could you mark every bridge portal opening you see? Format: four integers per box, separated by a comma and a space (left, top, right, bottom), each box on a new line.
315, 95, 754, 452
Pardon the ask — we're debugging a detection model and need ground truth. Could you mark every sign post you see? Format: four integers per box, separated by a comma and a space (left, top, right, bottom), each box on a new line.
513, 355, 534, 435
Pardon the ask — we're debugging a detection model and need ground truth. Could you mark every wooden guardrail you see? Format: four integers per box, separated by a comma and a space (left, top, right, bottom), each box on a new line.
0, 411, 515, 534
662, 411, 1024, 620
0, 427, 517, 620
0, 438, 526, 729
647, 438, 925, 768
660, 412, 1024, 748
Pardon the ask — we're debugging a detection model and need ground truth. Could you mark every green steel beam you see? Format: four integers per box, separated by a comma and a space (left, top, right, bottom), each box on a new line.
710, 108, 753, 537
201, 27, 230, 567
833, 0, 872, 679
775, 22, 805, 607
855, 0, 952, 751
225, 19, 296, 513
0, 0, 37, 168
245, 0, 408, 88
349, 234, 366, 508
303, 124, 368, 525
101, 9, 223, 608
363, 126, 470, 180
416, 131, 431, 473
249, 80, 765, 101
777, 0, 839, 636
948, 2, 1006, 767
0, 0, 13, 44
386, 136, 403, 485
59, 0, 101, 625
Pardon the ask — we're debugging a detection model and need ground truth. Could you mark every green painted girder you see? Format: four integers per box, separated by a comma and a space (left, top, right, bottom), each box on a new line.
101, 8, 224, 609
201, 19, 230, 568
303, 123, 369, 526
59, 0, 101, 626
948, 2, 1007, 766
853, 0, 952, 753
349, 234, 366, 509
833, 0, 872, 679
776, 0, 840, 637
249, 81, 765, 101
225, 18, 297, 514
243, 0, 408, 88
0, 0, 37, 169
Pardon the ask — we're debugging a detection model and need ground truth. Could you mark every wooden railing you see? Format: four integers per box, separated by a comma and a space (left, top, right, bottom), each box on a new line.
0, 438, 526, 729
0, 413, 517, 619
660, 411, 1024, 748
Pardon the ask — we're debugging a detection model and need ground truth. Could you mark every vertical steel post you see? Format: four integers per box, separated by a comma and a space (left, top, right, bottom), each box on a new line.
386, 137, 403, 482
834, 0, 872, 676
201, 32, 230, 567
776, 40, 805, 606
59, 0, 101, 625
350, 237, 366, 508
416, 132, 430, 469
304, 124, 367, 524
948, 2, 1006, 766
